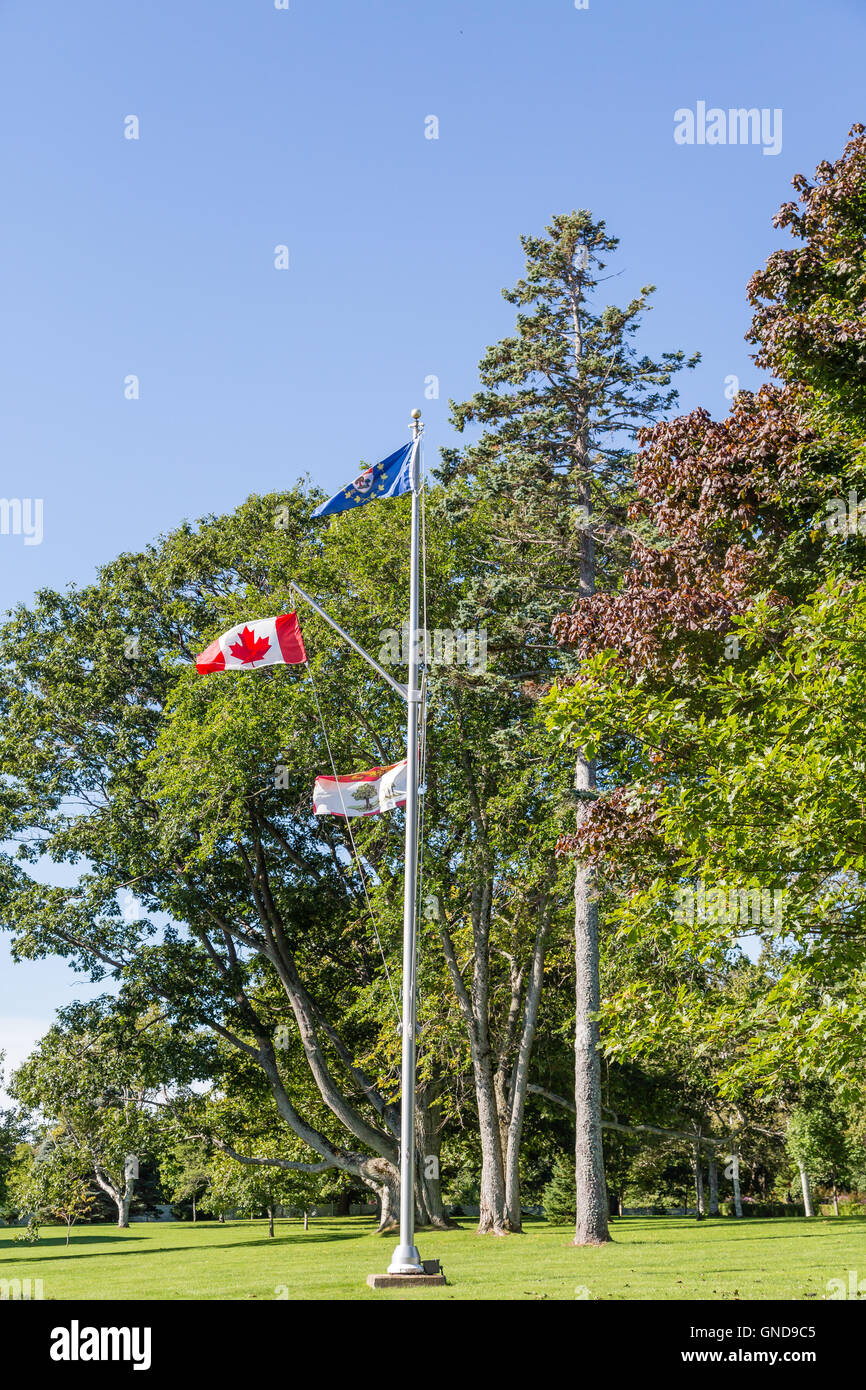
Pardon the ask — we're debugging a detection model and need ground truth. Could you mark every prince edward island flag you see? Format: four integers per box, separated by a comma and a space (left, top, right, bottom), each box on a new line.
311, 442, 413, 519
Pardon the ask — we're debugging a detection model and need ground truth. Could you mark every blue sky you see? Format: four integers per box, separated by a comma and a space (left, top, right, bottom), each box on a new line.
1, 0, 864, 1082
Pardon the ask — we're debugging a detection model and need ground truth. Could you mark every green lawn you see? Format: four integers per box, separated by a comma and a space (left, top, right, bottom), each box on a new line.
2, 1214, 864, 1300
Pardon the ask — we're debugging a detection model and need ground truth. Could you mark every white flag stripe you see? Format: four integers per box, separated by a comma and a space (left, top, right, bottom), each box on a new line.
219, 618, 282, 668
313, 760, 408, 817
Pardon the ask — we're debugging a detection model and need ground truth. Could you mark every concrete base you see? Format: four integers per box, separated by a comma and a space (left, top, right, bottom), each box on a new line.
367, 1272, 447, 1289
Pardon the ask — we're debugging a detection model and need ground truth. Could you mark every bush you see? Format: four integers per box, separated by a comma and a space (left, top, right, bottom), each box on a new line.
818, 1201, 866, 1217
722, 1200, 805, 1218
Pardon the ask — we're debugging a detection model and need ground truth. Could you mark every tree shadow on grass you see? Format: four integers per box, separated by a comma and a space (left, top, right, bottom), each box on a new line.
680, 1215, 866, 1240
0, 1232, 149, 1253
0, 1224, 373, 1264
576, 1215, 866, 1248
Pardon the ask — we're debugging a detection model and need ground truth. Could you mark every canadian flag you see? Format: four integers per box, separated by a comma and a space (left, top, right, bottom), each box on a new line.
313, 760, 408, 817
195, 612, 306, 674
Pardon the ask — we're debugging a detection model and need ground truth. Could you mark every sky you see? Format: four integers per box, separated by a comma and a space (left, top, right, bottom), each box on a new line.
1, 0, 864, 1085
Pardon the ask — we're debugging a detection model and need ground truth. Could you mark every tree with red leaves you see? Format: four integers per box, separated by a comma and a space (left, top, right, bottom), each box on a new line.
549, 125, 866, 1109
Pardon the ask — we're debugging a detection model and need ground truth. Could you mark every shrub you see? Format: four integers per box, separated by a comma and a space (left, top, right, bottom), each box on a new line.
722, 1200, 805, 1218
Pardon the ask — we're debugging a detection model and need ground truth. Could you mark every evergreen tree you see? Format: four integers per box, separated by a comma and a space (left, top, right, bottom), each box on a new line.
542, 1151, 577, 1226
442, 211, 697, 1244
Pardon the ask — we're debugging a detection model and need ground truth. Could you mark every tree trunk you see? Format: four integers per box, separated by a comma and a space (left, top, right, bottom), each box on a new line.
268, 1203, 275, 1238
798, 1160, 814, 1217
303, 1210, 309, 1231
192, 1194, 197, 1223
694, 1142, 705, 1219
376, 1180, 398, 1233
469, 1028, 511, 1234
93, 1165, 133, 1229
832, 1183, 840, 1217
415, 1083, 457, 1229
568, 391, 609, 1251
475, 1050, 510, 1234
572, 813, 610, 1246
504, 915, 548, 1231
731, 1149, 743, 1218
708, 1152, 719, 1216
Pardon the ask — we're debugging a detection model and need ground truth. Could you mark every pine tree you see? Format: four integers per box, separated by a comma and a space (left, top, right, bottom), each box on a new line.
443, 211, 697, 1244
543, 1151, 577, 1226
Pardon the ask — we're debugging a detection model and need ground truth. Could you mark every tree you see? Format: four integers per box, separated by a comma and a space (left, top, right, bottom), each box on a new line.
542, 1152, 577, 1225
0, 472, 578, 1236
547, 129, 866, 1178
9, 1132, 96, 1243
443, 211, 697, 1242
0, 488, 431, 1225
0, 1054, 24, 1214
785, 1101, 851, 1218
747, 123, 866, 433
161, 1141, 211, 1222
10, 1003, 164, 1228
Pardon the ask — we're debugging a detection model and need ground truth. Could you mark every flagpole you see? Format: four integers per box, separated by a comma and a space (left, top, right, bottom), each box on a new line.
387, 407, 425, 1276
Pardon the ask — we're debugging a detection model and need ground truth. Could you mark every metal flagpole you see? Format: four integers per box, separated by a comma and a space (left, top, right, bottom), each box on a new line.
387, 407, 425, 1275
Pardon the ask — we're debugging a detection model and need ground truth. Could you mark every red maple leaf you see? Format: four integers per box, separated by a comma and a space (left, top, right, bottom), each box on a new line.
229, 626, 271, 665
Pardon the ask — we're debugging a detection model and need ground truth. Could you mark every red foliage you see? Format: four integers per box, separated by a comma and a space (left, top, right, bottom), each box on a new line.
556, 788, 659, 868
552, 384, 812, 671
747, 123, 866, 400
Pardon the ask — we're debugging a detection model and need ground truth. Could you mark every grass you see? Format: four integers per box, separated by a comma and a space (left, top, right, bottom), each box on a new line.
2, 1214, 864, 1301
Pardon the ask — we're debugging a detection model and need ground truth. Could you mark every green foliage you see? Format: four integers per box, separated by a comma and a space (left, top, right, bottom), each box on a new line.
8, 1134, 96, 1243
9, 1001, 171, 1222
2, 137, 866, 1242
786, 1102, 852, 1189
547, 579, 866, 1095
542, 1152, 576, 1225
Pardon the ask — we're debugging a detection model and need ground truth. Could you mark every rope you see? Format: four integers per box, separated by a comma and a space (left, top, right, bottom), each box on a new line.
420, 447, 429, 668
304, 658, 401, 1021
415, 452, 430, 1019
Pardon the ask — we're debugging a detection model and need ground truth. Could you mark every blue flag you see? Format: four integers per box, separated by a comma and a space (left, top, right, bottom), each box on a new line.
311, 442, 413, 519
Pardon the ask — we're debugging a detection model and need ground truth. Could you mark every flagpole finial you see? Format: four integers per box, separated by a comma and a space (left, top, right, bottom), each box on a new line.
410, 408, 422, 419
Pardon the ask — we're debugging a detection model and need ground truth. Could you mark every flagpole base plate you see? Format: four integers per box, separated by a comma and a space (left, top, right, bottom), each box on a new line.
367, 1271, 446, 1289
369, 1253, 445, 1288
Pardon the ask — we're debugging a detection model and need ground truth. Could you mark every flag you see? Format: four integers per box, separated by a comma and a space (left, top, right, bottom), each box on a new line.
195, 612, 306, 673
313, 760, 407, 817
311, 442, 413, 519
